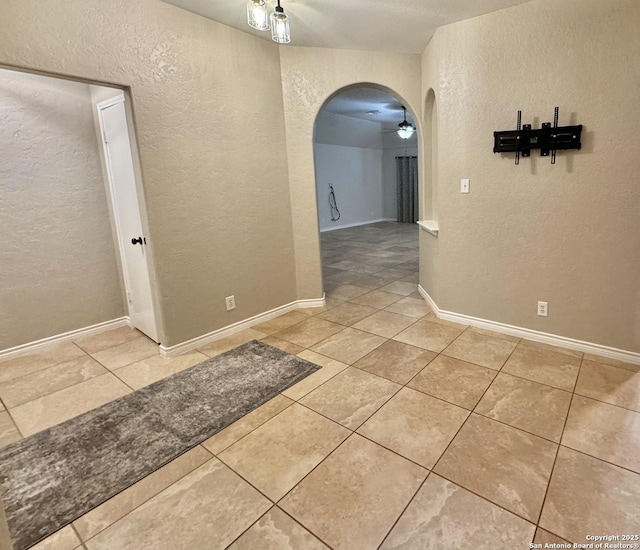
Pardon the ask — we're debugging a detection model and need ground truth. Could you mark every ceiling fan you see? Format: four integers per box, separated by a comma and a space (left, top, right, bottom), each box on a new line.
380, 106, 416, 139
396, 106, 416, 139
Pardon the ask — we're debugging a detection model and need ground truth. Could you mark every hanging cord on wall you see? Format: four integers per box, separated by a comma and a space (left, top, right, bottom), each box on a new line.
328, 183, 341, 221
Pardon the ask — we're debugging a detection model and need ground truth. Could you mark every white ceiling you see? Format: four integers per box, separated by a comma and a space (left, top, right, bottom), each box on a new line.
161, 0, 529, 54
322, 87, 414, 129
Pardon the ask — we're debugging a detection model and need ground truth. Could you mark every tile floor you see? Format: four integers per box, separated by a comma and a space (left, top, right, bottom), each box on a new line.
1, 222, 640, 549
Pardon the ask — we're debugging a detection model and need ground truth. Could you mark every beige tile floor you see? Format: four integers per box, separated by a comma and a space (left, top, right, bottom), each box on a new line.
1, 222, 640, 549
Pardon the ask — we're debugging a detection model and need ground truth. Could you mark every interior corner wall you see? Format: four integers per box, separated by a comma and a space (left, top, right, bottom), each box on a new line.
421, 0, 640, 352
0, 70, 125, 349
279, 46, 423, 300
314, 111, 386, 231
314, 144, 384, 231
0, 0, 296, 348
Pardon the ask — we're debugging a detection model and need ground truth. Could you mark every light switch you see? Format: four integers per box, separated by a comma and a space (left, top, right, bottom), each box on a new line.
461, 179, 470, 193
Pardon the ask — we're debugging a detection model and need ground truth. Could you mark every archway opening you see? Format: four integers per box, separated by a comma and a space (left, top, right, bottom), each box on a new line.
313, 84, 421, 303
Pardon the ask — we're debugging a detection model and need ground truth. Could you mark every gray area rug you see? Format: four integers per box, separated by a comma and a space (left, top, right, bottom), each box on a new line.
0, 340, 319, 550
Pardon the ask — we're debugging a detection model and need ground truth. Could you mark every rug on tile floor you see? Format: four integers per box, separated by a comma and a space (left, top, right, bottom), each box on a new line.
0, 340, 319, 550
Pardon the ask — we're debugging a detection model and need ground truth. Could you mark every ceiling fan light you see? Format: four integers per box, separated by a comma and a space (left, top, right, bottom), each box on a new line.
247, 0, 270, 31
271, 3, 291, 44
397, 122, 415, 139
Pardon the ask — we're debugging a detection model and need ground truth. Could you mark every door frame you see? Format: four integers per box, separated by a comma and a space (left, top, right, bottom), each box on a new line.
96, 94, 162, 343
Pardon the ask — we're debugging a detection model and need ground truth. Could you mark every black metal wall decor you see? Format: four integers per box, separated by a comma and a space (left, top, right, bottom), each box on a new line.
493, 107, 582, 165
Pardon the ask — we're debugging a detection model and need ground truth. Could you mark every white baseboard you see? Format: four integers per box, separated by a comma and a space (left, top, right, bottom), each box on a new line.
320, 218, 397, 233
160, 296, 326, 357
0, 317, 131, 361
417, 285, 640, 366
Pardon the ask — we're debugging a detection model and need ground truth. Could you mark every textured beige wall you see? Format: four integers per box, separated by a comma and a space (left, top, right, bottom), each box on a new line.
0, 70, 125, 349
279, 47, 422, 299
421, 0, 640, 352
0, 0, 296, 347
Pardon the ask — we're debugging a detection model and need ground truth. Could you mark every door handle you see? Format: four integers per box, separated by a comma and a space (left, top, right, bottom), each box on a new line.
131, 237, 143, 245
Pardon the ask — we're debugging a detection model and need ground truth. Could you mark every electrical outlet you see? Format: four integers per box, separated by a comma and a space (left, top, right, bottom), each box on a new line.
537, 301, 548, 317
461, 178, 470, 193
225, 295, 236, 311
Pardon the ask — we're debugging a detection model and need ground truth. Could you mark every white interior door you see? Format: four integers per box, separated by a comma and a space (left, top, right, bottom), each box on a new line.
98, 98, 159, 342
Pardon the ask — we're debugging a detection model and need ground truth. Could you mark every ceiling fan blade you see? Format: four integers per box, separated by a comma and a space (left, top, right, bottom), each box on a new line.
384, 102, 405, 112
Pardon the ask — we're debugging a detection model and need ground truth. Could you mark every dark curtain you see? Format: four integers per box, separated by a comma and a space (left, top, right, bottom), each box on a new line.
396, 156, 419, 223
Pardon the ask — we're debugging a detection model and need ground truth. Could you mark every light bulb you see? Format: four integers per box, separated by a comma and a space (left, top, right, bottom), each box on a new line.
397, 124, 415, 139
271, 6, 291, 43
247, 0, 270, 31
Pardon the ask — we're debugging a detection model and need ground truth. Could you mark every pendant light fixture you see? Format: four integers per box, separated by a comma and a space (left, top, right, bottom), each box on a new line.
247, 0, 270, 31
397, 107, 415, 139
270, 0, 291, 44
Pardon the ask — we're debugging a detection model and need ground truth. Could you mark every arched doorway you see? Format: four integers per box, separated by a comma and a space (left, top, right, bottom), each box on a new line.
313, 84, 422, 306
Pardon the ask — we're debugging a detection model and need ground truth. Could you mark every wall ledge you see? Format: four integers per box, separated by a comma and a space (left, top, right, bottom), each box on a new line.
417, 220, 439, 237
417, 285, 640, 366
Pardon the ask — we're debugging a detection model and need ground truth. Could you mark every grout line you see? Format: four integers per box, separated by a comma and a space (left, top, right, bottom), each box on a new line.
531, 526, 572, 545
571, 390, 640, 416
211, 404, 364, 510
221, 506, 278, 550
354, 353, 436, 387
402, 350, 493, 388
375, 472, 433, 549
398, 372, 479, 410
412, 342, 525, 524
534, 355, 584, 527
77, 452, 219, 544
354, 430, 432, 472
554, 443, 640, 476
391, 349, 590, 452
286, 367, 350, 402
274, 505, 337, 550
70, 523, 86, 548
426, 470, 538, 525
298, 371, 404, 432
3, 407, 24, 439
0, 355, 83, 386
293, 400, 357, 433
71, 331, 143, 356
5, 363, 146, 416
198, 443, 215, 458
208, 452, 279, 505
204, 397, 297, 455
480, 366, 573, 393
109, 369, 140, 393
85, 349, 159, 374
498, 359, 640, 404
469, 407, 563, 445
272, 432, 355, 507
429, 369, 498, 474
